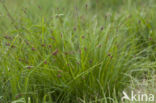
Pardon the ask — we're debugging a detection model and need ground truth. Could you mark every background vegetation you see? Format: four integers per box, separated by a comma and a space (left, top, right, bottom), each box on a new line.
0, 0, 156, 103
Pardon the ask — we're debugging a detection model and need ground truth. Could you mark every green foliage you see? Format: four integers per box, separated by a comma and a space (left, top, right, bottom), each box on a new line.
0, 0, 156, 103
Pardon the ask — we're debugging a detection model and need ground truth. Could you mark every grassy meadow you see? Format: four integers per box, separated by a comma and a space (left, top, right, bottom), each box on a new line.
0, 0, 156, 103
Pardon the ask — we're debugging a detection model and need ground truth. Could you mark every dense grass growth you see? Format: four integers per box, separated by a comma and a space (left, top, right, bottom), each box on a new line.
0, 0, 156, 103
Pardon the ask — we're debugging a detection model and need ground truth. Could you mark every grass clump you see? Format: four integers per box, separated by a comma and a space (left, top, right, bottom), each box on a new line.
0, 0, 156, 103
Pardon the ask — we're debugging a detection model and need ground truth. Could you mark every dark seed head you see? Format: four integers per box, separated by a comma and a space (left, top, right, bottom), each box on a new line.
149, 37, 152, 41
41, 44, 46, 47
108, 53, 111, 57
48, 45, 52, 48
67, 64, 70, 66
89, 60, 93, 64
79, 50, 81, 54
108, 53, 113, 59
27, 66, 32, 69
73, 27, 77, 31
82, 76, 85, 80
58, 70, 63, 73
77, 62, 80, 65
85, 4, 88, 9
81, 36, 85, 39
57, 74, 61, 78
4, 35, 12, 40
61, 33, 63, 38
44, 61, 47, 64
23, 8, 27, 14
6, 43, 10, 46
52, 49, 59, 56
51, 36, 55, 40
138, 20, 141, 24
84, 47, 87, 51
64, 52, 68, 55
11, 45, 16, 48
16, 94, 22, 99
32, 47, 36, 51
98, 44, 102, 48
18, 58, 23, 61
38, 5, 42, 10
25, 40, 30, 45
100, 26, 104, 31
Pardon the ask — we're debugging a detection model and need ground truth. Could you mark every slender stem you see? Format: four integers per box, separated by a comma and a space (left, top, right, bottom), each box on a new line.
1, 2, 18, 29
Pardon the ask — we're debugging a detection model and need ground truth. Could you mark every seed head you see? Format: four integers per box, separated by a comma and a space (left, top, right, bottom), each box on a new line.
84, 47, 87, 51
108, 53, 113, 59
98, 44, 102, 48
32, 47, 36, 51
52, 49, 59, 56
11, 45, 16, 48
82, 76, 85, 80
79, 50, 81, 54
18, 58, 23, 62
58, 70, 63, 73
16, 94, 22, 99
26, 66, 33, 69
73, 27, 77, 31
61, 33, 63, 38
149, 37, 152, 41
51, 36, 55, 40
108, 53, 111, 57
64, 52, 68, 55
57, 74, 61, 78
25, 40, 30, 45
5, 43, 10, 46
41, 44, 46, 47
100, 26, 104, 31
4, 35, 12, 40
81, 36, 85, 39
138, 20, 141, 24
89, 60, 93, 64
48, 45, 52, 48
38, 5, 42, 10
85, 4, 88, 9
23, 8, 27, 14
67, 64, 70, 66
133, 55, 137, 58
44, 61, 47, 64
